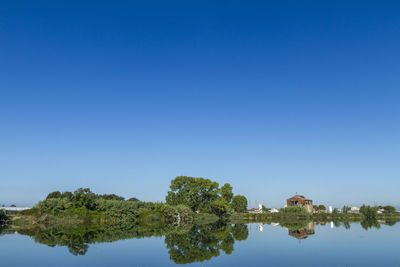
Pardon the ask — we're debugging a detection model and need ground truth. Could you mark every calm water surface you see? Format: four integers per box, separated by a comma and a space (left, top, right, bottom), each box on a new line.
1, 221, 399, 266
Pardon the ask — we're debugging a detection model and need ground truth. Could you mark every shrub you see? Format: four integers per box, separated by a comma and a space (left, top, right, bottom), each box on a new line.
0, 209, 8, 222
279, 206, 308, 214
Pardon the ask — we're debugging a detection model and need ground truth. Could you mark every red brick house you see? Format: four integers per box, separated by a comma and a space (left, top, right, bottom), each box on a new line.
286, 195, 313, 213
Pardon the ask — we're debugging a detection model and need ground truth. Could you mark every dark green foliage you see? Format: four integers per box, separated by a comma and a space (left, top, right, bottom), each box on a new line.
209, 199, 230, 218
98, 194, 125, 201
46, 190, 128, 202
279, 206, 308, 214
128, 197, 140, 202
166, 176, 220, 212
155, 204, 193, 223
165, 222, 249, 264
231, 195, 248, 212
343, 206, 350, 214
360, 205, 378, 219
378, 205, 396, 213
384, 220, 397, 226
18, 221, 249, 258
19, 207, 40, 216
17, 222, 192, 256
0, 209, 8, 223
232, 224, 249, 240
261, 205, 270, 213
36, 188, 192, 224
165, 176, 242, 217
219, 183, 233, 204
361, 218, 381, 230
313, 205, 326, 211
46, 191, 62, 199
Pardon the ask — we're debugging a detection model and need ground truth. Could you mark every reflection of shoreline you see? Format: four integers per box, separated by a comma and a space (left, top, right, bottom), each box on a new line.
12, 222, 249, 262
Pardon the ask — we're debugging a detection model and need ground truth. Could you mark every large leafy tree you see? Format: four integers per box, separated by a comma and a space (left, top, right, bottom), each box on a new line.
210, 198, 230, 218
360, 205, 378, 219
166, 176, 220, 212
219, 183, 233, 204
231, 195, 248, 212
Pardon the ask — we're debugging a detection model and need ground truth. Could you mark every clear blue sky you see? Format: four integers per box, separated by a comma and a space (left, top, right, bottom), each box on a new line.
1, 0, 399, 208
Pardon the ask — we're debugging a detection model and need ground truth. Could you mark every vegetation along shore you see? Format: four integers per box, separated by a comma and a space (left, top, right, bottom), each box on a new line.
2, 176, 400, 231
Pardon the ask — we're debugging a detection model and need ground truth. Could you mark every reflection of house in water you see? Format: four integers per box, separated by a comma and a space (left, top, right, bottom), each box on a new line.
288, 222, 315, 240
286, 195, 314, 213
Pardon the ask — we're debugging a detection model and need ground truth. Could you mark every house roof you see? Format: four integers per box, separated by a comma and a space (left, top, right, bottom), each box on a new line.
288, 195, 312, 201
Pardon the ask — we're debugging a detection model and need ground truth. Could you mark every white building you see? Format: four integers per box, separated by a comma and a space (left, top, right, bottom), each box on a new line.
270, 208, 279, 213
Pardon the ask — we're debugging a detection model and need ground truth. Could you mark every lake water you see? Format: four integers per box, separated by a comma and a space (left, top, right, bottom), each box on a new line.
1, 221, 399, 266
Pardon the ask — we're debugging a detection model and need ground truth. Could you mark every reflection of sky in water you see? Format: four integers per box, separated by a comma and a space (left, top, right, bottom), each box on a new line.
1, 223, 399, 266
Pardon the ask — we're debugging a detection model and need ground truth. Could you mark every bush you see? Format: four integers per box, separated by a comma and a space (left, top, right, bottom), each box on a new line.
279, 206, 308, 214
0, 209, 8, 222
34, 188, 193, 225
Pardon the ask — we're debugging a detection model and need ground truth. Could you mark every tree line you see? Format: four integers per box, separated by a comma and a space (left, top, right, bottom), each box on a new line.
29, 176, 249, 224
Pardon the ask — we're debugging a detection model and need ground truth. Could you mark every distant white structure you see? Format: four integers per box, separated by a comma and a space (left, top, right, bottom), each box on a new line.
0, 207, 31, 212
350, 206, 360, 211
259, 204, 263, 212
270, 208, 279, 213
328, 206, 333, 213
330, 222, 334, 229
259, 223, 263, 232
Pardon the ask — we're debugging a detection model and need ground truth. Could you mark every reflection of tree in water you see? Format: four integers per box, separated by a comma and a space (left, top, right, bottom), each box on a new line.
17, 222, 248, 260
18, 223, 184, 256
165, 223, 248, 264
384, 220, 397, 226
361, 218, 381, 230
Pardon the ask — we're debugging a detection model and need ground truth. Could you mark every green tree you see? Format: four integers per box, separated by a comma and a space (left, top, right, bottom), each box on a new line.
46, 191, 62, 199
71, 188, 98, 210
165, 176, 220, 212
261, 205, 270, 213
343, 206, 350, 214
98, 194, 125, 201
318, 204, 326, 211
360, 205, 378, 219
379, 205, 395, 213
61, 192, 73, 199
231, 195, 248, 212
128, 197, 140, 202
210, 199, 230, 218
219, 183, 233, 204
